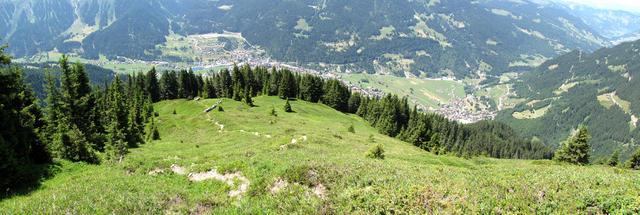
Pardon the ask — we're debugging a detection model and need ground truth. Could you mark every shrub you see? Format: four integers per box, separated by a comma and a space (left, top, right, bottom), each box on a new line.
347, 124, 355, 133
368, 134, 375, 143
172, 109, 176, 114
366, 144, 385, 159
218, 106, 224, 112
270, 106, 277, 116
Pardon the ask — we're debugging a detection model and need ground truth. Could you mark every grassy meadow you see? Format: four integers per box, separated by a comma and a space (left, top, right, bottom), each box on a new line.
1, 97, 639, 214
340, 73, 465, 108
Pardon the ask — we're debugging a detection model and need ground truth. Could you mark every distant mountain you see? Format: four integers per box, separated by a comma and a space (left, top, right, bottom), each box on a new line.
550, 2, 640, 42
496, 39, 640, 161
1, 0, 607, 78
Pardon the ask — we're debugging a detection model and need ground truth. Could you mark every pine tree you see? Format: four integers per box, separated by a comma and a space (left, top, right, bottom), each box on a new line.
553, 126, 591, 165
104, 76, 130, 161
203, 77, 216, 98
150, 118, 160, 140
244, 86, 253, 106
1, 42, 51, 188
232, 64, 245, 90
220, 69, 233, 98
284, 99, 293, 112
160, 71, 178, 100
278, 70, 296, 99
232, 82, 242, 101
347, 92, 361, 113
608, 150, 619, 167
627, 147, 640, 170
145, 67, 160, 102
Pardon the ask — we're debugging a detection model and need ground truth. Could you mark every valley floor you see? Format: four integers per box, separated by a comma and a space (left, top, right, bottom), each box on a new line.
1, 97, 639, 214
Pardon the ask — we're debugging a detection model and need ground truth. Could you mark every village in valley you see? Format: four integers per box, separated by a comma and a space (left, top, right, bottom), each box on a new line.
38, 32, 499, 124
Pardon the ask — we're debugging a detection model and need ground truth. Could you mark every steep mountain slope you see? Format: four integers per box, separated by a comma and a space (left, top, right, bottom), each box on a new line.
1, 0, 607, 78
2, 97, 638, 213
552, 1, 640, 41
497, 39, 640, 160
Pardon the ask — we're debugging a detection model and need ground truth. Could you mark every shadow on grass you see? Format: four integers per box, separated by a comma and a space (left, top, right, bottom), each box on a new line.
0, 162, 62, 201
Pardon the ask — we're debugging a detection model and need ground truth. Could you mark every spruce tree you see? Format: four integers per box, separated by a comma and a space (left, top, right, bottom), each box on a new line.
284, 99, 293, 112
232, 83, 242, 101
220, 69, 233, 98
145, 67, 160, 102
0, 42, 51, 188
553, 126, 591, 165
608, 150, 619, 167
232, 64, 245, 91
347, 92, 361, 113
244, 86, 253, 106
627, 147, 640, 170
104, 76, 130, 161
160, 71, 178, 100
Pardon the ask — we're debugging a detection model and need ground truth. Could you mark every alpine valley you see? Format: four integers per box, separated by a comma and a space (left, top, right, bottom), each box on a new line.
1, 0, 640, 214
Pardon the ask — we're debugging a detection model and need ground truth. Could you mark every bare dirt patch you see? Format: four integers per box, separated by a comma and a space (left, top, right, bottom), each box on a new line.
312, 184, 328, 200
171, 164, 187, 175
268, 179, 289, 194
188, 169, 250, 198
148, 168, 165, 176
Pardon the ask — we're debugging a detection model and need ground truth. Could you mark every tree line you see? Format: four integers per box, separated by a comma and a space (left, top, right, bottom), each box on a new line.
152, 63, 555, 160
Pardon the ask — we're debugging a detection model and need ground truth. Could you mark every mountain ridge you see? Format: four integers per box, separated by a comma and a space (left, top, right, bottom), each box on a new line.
1, 0, 609, 78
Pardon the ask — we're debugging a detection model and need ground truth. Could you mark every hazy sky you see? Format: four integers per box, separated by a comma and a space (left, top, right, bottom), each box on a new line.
559, 0, 640, 13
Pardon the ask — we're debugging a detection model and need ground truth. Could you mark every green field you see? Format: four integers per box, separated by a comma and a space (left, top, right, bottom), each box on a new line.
341, 73, 465, 108
2, 97, 639, 214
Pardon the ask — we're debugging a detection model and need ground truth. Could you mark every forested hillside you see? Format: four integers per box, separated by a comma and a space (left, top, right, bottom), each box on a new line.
1, 0, 607, 78
20, 62, 118, 101
497, 39, 640, 161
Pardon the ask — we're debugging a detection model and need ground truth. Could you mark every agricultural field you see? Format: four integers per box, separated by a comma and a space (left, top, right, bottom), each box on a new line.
2, 97, 638, 214
340, 73, 465, 108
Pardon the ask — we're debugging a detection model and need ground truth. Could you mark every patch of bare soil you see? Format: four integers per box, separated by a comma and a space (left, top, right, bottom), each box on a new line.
188, 169, 250, 199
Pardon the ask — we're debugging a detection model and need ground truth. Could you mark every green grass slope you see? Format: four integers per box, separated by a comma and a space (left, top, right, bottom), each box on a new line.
1, 97, 639, 214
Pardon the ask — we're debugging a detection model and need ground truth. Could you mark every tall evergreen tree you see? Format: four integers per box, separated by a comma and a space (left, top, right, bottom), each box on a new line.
278, 70, 296, 99
220, 69, 233, 98
244, 86, 253, 106
203, 77, 216, 99
104, 76, 129, 161
553, 126, 591, 165
0, 42, 50, 189
232, 82, 242, 101
348, 92, 361, 114
160, 71, 178, 100
145, 67, 160, 102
